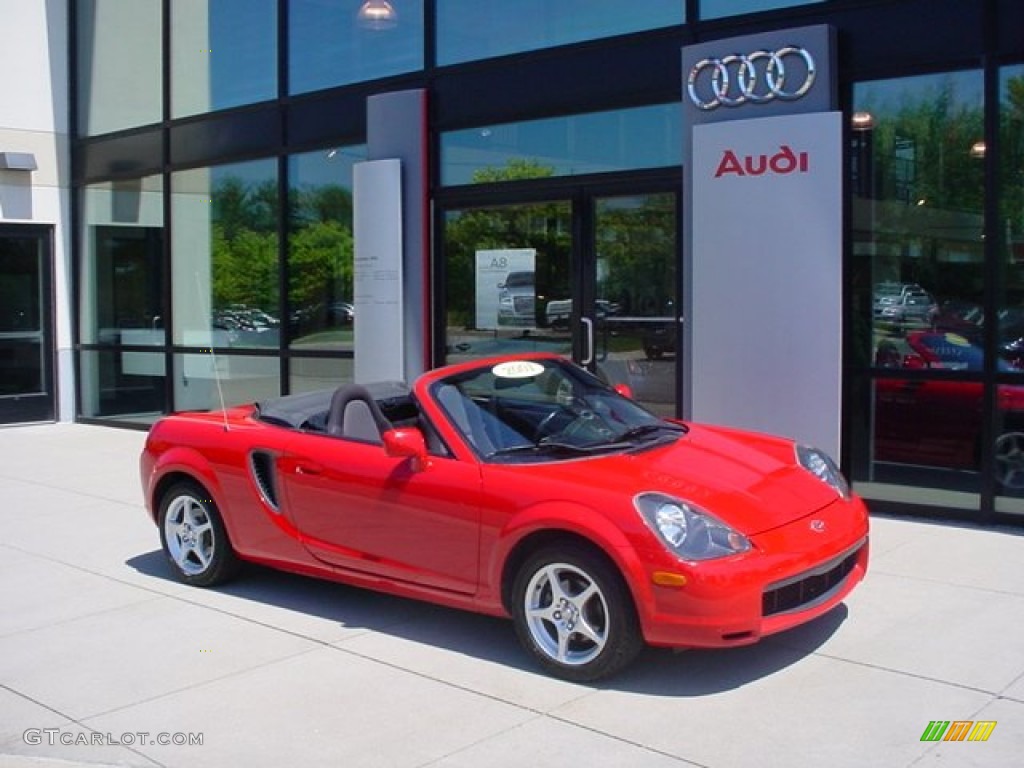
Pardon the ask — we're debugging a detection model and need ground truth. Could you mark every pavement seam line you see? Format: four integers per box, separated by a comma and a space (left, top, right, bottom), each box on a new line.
0, 683, 167, 768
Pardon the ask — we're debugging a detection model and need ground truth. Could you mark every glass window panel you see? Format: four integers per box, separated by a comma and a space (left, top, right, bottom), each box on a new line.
171, 0, 277, 118
594, 194, 678, 417
287, 146, 365, 351
290, 356, 354, 394
850, 70, 984, 502
443, 202, 573, 365
79, 349, 167, 423
289, 0, 424, 94
174, 353, 279, 411
172, 159, 280, 350
80, 176, 165, 346
77, 0, 162, 135
437, 0, 682, 66
995, 64, 1024, 512
441, 105, 680, 186
700, 0, 821, 20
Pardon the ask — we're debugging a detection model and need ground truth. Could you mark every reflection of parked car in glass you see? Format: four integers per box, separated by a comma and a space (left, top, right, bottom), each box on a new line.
874, 290, 936, 326
497, 271, 535, 327
642, 322, 676, 360
874, 331, 1024, 489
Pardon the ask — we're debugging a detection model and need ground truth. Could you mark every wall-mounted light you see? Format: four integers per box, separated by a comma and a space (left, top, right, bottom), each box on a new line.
357, 1, 398, 30
0, 151, 37, 171
969, 140, 986, 159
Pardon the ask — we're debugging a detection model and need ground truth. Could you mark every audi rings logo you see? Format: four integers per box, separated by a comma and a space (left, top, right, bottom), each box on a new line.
687, 46, 817, 111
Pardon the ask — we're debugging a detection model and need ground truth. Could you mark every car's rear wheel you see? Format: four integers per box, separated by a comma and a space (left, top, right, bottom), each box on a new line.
512, 544, 643, 681
158, 481, 240, 587
994, 431, 1024, 490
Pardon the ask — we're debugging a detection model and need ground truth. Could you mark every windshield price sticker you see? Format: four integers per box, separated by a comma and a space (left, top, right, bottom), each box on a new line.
492, 361, 545, 379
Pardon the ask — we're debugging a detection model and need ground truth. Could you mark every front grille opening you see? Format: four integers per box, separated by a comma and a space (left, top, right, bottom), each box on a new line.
249, 451, 280, 512
762, 547, 861, 617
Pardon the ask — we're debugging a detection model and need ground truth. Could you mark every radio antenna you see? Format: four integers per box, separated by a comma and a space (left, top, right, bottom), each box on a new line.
194, 271, 230, 432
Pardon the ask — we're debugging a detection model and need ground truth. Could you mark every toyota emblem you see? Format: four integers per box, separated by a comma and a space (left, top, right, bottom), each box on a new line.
810, 519, 826, 533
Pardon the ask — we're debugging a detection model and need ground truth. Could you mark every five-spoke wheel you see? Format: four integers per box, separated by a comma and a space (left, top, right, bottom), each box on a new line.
512, 544, 642, 681
995, 431, 1024, 490
158, 481, 239, 587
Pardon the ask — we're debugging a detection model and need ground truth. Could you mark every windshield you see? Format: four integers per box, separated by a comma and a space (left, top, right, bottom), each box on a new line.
432, 358, 684, 462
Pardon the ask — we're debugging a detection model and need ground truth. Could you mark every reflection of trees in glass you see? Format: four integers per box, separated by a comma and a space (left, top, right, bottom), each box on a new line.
1003, 74, 1024, 253
288, 184, 354, 317
211, 176, 278, 313
445, 161, 567, 329
208, 176, 356, 331
597, 194, 675, 317
863, 77, 983, 213
855, 75, 985, 303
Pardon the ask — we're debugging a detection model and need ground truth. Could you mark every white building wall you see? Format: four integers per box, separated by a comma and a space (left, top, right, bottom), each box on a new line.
0, 0, 72, 421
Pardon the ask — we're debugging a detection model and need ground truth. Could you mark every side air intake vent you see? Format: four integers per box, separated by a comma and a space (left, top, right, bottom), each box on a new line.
249, 451, 281, 512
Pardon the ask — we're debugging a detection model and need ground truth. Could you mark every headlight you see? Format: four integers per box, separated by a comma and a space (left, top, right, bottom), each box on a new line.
635, 493, 751, 561
796, 444, 850, 500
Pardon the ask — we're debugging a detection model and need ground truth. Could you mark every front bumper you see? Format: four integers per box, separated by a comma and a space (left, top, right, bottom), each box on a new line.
635, 496, 869, 648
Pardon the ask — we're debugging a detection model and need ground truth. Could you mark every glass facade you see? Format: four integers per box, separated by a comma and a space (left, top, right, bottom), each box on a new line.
441, 105, 681, 186
437, 0, 682, 66
171, 0, 277, 117
68, 0, 1024, 523
171, 159, 280, 350
76, 0, 162, 135
289, 0, 424, 94
699, 1, 822, 20
995, 64, 1024, 513
79, 176, 167, 420
287, 147, 365, 353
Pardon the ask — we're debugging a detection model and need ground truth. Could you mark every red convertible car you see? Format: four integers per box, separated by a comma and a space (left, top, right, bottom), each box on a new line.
140, 354, 868, 680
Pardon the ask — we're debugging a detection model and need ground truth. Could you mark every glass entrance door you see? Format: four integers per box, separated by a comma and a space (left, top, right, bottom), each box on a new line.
0, 226, 55, 424
441, 190, 680, 415
442, 199, 574, 363
588, 192, 679, 417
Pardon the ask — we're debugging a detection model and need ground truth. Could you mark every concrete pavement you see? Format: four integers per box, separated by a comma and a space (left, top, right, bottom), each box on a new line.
1, 422, 1022, 767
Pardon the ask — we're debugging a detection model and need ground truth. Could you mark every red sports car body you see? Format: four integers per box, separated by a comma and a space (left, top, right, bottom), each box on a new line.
141, 353, 868, 680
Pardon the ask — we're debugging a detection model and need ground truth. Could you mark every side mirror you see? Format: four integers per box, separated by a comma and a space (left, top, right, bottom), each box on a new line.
383, 427, 430, 471
613, 383, 634, 400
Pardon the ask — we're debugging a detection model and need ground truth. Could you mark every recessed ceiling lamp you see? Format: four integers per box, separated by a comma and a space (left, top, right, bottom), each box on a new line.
357, 0, 398, 30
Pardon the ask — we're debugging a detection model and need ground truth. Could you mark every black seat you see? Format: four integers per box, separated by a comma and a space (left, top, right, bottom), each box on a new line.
326, 384, 393, 443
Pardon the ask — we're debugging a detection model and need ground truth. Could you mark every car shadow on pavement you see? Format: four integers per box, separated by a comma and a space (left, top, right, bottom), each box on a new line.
127, 550, 847, 695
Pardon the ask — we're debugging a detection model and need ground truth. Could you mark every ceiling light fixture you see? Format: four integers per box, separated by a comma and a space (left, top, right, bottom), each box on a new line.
357, 1, 398, 30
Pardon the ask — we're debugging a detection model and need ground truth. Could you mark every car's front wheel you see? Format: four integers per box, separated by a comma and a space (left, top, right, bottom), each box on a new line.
158, 481, 240, 587
512, 544, 643, 681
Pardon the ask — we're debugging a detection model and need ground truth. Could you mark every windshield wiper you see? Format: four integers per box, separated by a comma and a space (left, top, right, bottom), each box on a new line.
488, 439, 617, 459
616, 422, 687, 443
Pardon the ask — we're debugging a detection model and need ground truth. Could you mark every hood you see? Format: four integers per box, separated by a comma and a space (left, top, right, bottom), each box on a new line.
490, 424, 842, 536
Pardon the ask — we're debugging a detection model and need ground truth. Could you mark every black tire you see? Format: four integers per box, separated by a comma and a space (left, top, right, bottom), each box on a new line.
158, 480, 240, 587
511, 543, 643, 682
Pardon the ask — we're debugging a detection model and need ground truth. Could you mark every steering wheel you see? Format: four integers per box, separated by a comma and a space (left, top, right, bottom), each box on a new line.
534, 406, 572, 441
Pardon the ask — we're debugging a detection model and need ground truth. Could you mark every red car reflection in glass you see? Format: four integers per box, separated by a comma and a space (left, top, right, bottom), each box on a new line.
874, 331, 1024, 489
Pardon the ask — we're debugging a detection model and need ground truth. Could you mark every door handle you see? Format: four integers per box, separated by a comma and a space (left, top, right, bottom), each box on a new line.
580, 316, 594, 366
294, 463, 323, 476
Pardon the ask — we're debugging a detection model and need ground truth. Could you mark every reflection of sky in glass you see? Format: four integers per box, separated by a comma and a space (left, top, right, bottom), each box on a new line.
854, 71, 983, 117
438, 0, 681, 66
700, 0, 821, 20
289, 0, 424, 94
441, 105, 680, 186
289, 147, 367, 189
209, 0, 276, 111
